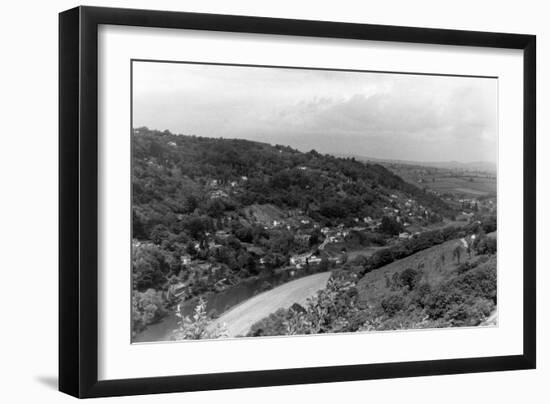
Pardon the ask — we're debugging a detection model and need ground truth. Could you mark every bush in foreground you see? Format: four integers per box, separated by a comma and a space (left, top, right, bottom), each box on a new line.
172, 297, 228, 340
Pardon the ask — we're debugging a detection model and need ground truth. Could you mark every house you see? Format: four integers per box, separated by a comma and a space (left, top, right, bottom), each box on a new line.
398, 232, 411, 240
290, 253, 311, 266
180, 255, 192, 265
308, 255, 322, 264
210, 190, 228, 199
167, 282, 187, 299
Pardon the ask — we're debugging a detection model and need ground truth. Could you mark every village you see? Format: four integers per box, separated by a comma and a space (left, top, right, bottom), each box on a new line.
147, 174, 493, 305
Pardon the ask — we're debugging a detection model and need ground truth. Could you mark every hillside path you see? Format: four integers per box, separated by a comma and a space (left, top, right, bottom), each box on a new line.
209, 271, 331, 337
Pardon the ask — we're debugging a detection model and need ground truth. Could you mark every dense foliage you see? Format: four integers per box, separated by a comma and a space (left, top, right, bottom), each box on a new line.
133, 127, 453, 241
131, 128, 458, 335
247, 251, 496, 337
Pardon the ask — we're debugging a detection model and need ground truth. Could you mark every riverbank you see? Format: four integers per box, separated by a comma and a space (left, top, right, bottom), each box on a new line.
208, 271, 331, 337
133, 269, 331, 342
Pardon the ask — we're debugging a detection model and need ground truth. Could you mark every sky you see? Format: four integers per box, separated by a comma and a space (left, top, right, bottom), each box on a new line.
132, 61, 498, 164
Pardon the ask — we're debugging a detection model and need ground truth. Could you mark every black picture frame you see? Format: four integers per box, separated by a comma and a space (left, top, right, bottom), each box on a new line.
59, 5, 536, 398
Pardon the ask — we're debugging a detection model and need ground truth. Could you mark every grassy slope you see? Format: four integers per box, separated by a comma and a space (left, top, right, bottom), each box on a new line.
242, 203, 293, 226
357, 237, 482, 306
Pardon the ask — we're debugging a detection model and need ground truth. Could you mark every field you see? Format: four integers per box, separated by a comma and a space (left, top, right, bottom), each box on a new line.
381, 163, 496, 197
425, 177, 496, 197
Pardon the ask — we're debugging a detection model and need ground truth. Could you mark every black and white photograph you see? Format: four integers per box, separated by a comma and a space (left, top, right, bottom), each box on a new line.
131, 61, 498, 343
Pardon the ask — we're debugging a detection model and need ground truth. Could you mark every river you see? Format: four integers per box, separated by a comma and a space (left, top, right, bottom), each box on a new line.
133, 268, 312, 343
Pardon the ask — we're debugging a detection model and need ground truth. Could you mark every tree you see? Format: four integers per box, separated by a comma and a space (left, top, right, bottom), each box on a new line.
150, 224, 170, 244
132, 210, 147, 239
183, 194, 199, 213
205, 198, 225, 217
185, 216, 211, 240
399, 268, 422, 290
319, 257, 330, 272
381, 294, 406, 316
309, 228, 322, 246
453, 246, 462, 264
380, 216, 404, 236
132, 288, 167, 335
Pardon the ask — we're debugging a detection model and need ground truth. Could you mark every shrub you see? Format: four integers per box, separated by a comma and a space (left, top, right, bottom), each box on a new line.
475, 236, 497, 255
456, 262, 475, 274
172, 297, 228, 340
424, 288, 466, 319
248, 308, 291, 336
248, 276, 360, 337
380, 216, 404, 236
445, 297, 494, 326
381, 294, 406, 316
410, 282, 432, 307
399, 268, 422, 290
132, 289, 167, 335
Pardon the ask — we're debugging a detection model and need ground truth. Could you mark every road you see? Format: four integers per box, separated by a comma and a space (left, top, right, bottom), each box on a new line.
209, 271, 331, 337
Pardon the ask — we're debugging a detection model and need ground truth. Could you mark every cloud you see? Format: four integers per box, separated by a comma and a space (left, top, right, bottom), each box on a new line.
133, 62, 497, 163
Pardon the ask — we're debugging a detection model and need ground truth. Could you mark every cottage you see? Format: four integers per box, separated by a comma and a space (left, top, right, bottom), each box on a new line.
308, 256, 322, 264
180, 255, 192, 265
210, 190, 228, 199
290, 253, 311, 266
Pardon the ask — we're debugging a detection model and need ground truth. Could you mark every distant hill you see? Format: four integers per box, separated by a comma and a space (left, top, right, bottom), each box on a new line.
132, 127, 455, 240
339, 154, 496, 173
